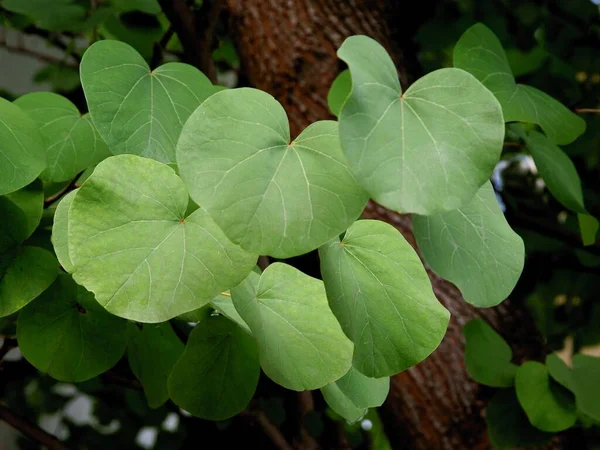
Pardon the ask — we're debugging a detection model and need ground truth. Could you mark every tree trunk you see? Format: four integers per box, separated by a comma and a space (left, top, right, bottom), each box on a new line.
223, 1, 564, 448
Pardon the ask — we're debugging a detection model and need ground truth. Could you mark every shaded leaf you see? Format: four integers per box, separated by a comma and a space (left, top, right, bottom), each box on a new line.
571, 355, 600, 422
327, 70, 351, 117
578, 214, 599, 246
546, 354, 574, 391
413, 182, 524, 307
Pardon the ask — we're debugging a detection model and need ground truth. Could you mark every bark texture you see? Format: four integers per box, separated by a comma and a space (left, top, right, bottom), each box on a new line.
222, 1, 561, 449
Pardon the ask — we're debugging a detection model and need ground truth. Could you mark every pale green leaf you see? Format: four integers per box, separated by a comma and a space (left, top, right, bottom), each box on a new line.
486, 389, 553, 449
515, 361, 576, 432
571, 354, 600, 421
68, 155, 257, 323
523, 130, 586, 213
546, 354, 574, 391
2, 0, 85, 31
231, 263, 353, 390
51, 190, 76, 273
177, 88, 368, 258
578, 214, 599, 246
80, 40, 214, 164
4, 179, 44, 239
168, 314, 260, 420
413, 182, 524, 307
127, 322, 184, 408
337, 35, 504, 215
210, 292, 250, 334
319, 219, 449, 377
327, 70, 351, 117
453, 23, 585, 145
321, 367, 389, 423
0, 98, 46, 196
463, 319, 517, 387
17, 274, 127, 382
15, 92, 110, 182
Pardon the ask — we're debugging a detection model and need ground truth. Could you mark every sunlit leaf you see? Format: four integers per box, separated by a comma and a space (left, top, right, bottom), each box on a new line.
51, 190, 76, 273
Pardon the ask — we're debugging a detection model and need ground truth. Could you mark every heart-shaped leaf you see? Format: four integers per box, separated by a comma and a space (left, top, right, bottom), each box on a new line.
515, 361, 577, 432
319, 219, 449, 377
177, 88, 368, 258
68, 154, 257, 322
51, 190, 76, 273
463, 319, 517, 387
168, 314, 260, 420
80, 40, 214, 163
321, 367, 389, 423
337, 35, 504, 215
17, 274, 127, 382
413, 182, 524, 307
453, 23, 585, 145
231, 263, 353, 390
15, 92, 110, 182
0, 98, 46, 196
127, 322, 184, 408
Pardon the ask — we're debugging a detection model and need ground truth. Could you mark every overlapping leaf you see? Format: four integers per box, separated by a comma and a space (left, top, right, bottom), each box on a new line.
168, 314, 260, 420
231, 264, 353, 390
515, 362, 576, 432
68, 154, 257, 322
413, 182, 524, 307
128, 322, 184, 408
17, 274, 127, 382
80, 40, 214, 163
454, 23, 585, 145
51, 190, 76, 273
321, 367, 389, 423
319, 219, 449, 377
0, 98, 46, 196
337, 35, 504, 215
15, 92, 110, 182
463, 319, 517, 387
177, 88, 368, 257
571, 355, 600, 421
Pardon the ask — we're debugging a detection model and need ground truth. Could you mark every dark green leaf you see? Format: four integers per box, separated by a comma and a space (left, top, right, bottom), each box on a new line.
572, 355, 600, 422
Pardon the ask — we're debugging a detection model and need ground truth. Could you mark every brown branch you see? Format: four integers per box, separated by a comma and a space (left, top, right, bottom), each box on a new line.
157, 0, 219, 82
241, 410, 294, 450
21, 27, 81, 63
575, 108, 600, 114
0, 404, 70, 450
0, 41, 78, 68
44, 172, 82, 208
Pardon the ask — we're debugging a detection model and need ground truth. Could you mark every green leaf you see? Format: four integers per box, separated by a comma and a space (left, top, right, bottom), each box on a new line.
578, 214, 599, 246
177, 88, 368, 258
210, 293, 250, 334
127, 322, 184, 408
168, 314, 260, 420
321, 367, 389, 423
546, 354, 574, 391
68, 155, 257, 323
462, 319, 517, 387
486, 389, 553, 449
523, 130, 586, 213
327, 70, 351, 117
231, 263, 353, 390
112, 0, 160, 14
571, 355, 600, 421
337, 35, 504, 215
51, 190, 76, 273
453, 23, 585, 145
319, 219, 449, 377
1, 0, 85, 31
14, 92, 110, 182
80, 40, 214, 164
413, 182, 525, 307
17, 274, 127, 382
515, 361, 576, 432
4, 179, 44, 239
0, 193, 58, 317
0, 98, 46, 196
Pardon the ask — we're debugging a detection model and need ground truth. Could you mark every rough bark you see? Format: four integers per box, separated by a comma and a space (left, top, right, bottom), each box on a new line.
223, 1, 562, 449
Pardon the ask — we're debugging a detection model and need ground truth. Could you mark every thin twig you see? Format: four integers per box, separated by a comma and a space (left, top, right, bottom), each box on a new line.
575, 108, 600, 114
241, 410, 294, 450
0, 404, 70, 450
0, 41, 78, 68
44, 172, 83, 208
